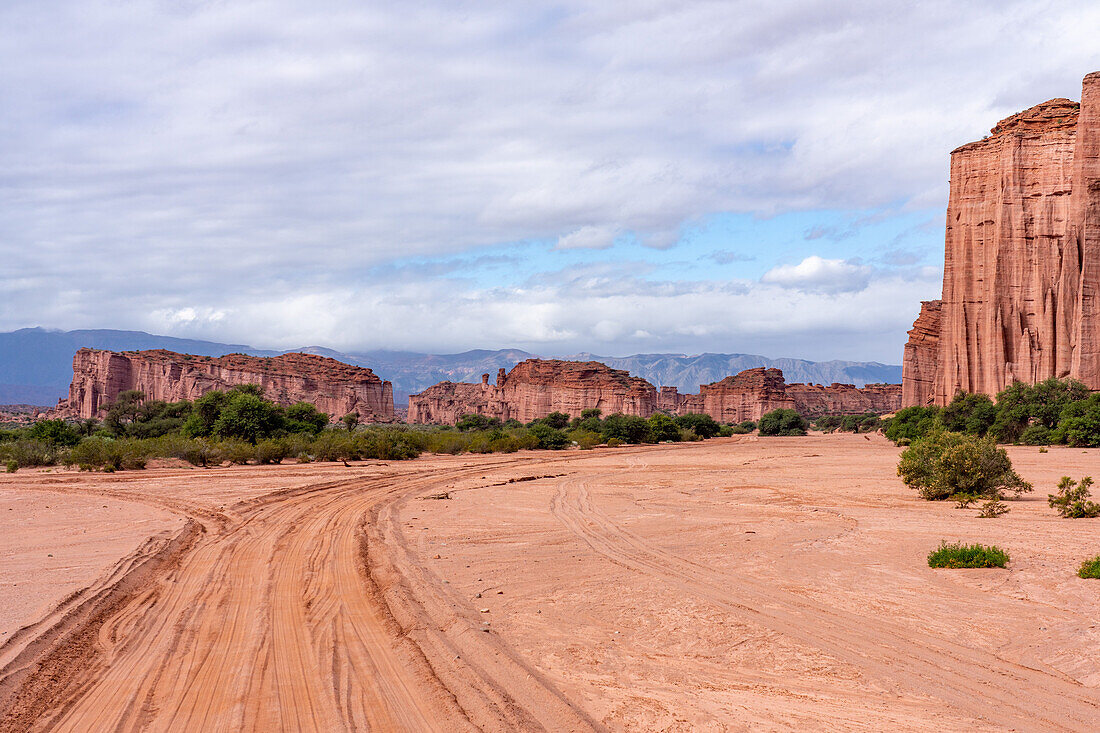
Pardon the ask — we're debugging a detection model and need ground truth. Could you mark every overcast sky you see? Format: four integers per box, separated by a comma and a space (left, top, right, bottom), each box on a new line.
2, 1, 1099, 362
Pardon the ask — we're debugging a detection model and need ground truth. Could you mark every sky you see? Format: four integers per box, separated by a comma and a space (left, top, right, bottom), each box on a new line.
2, 1, 1100, 363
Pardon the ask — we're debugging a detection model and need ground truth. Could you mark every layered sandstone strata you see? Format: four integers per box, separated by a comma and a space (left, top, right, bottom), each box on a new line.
410, 362, 900, 425
408, 360, 657, 424
786, 382, 902, 416
903, 72, 1100, 405
656, 368, 795, 423
55, 349, 394, 421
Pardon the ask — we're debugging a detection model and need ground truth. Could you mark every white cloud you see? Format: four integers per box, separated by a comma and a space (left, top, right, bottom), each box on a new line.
555, 225, 620, 250
761, 256, 872, 293
1, 1, 1098, 359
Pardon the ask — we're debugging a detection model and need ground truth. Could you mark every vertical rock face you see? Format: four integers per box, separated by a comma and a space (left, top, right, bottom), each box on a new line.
901, 300, 942, 406
56, 349, 394, 421
903, 72, 1100, 405
407, 359, 658, 424
408, 362, 899, 425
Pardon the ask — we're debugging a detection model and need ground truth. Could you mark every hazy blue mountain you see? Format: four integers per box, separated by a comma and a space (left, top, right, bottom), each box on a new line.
568, 353, 902, 393
0, 327, 900, 407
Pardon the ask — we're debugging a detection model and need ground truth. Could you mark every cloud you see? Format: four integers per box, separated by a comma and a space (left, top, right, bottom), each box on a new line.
706, 249, 756, 264
761, 256, 872, 293
555, 225, 620, 250
1, 1, 1098, 360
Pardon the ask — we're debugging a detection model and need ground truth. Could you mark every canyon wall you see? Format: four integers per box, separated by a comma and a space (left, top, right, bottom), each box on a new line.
903, 72, 1100, 405
409, 361, 899, 425
55, 349, 394, 421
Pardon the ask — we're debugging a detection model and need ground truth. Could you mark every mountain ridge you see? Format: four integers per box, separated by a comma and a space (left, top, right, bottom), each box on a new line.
0, 327, 901, 406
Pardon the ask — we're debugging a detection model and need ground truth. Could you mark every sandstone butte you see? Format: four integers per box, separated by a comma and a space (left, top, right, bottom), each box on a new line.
407, 360, 901, 425
53, 348, 394, 421
903, 71, 1100, 405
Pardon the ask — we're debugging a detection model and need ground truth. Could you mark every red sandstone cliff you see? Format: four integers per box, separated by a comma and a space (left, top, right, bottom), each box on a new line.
55, 349, 394, 421
903, 72, 1100, 405
409, 362, 899, 425
407, 359, 657, 424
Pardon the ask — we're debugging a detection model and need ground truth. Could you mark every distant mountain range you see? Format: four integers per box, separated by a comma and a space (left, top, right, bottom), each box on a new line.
0, 327, 901, 407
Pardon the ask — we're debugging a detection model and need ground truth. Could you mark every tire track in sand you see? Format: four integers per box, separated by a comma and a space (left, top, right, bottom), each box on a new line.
550, 475, 1100, 731
0, 459, 594, 732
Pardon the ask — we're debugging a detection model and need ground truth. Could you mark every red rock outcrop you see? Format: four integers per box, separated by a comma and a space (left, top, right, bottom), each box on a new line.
786, 382, 902, 416
901, 300, 942, 406
408, 359, 657, 424
410, 362, 900, 425
55, 349, 394, 421
903, 72, 1100, 405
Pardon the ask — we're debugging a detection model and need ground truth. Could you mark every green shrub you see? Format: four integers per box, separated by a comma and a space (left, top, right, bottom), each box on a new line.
978, 497, 1009, 518
5, 459, 16, 473
993, 378, 1089, 443
221, 439, 256, 465
25, 419, 81, 447
455, 413, 501, 432
940, 392, 997, 436
738, 421, 757, 432
1019, 424, 1053, 446
1048, 476, 1100, 518
606, 437, 623, 448
529, 423, 569, 450
727, 425, 751, 435
67, 437, 148, 471
570, 429, 602, 450
758, 409, 808, 437
1078, 556, 1100, 579
673, 413, 721, 439
884, 406, 940, 445
898, 431, 1031, 502
1054, 393, 1100, 447
0, 440, 64, 468
927, 541, 1009, 568
255, 438, 291, 465
647, 413, 681, 442
600, 414, 651, 444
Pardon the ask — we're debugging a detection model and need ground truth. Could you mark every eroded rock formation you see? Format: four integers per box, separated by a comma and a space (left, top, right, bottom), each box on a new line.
903, 72, 1100, 405
55, 349, 394, 421
408, 359, 657, 424
409, 362, 899, 425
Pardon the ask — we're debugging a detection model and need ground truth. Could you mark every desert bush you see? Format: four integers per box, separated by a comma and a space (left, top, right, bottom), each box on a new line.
311, 431, 358, 461
884, 406, 940, 445
992, 378, 1089, 443
1078, 556, 1100, 579
570, 429, 602, 450
716, 424, 735, 437
1048, 476, 1100, 518
359, 428, 422, 460
455, 413, 501, 432
606, 437, 623, 448
978, 497, 1009, 518
727, 425, 751, 435
940, 392, 997, 436
255, 438, 291, 465
1018, 424, 1054, 446
67, 437, 148, 471
927, 541, 1009, 568
950, 492, 979, 509
25, 419, 81, 447
647, 413, 681, 442
897, 431, 1032, 502
673, 413, 721, 439
600, 414, 651, 444
534, 412, 571, 430
758, 409, 808, 436
220, 439, 256, 465
1053, 393, 1100, 447
679, 428, 702, 442
5, 459, 17, 473
529, 423, 569, 450
163, 436, 222, 468
0, 440, 63, 468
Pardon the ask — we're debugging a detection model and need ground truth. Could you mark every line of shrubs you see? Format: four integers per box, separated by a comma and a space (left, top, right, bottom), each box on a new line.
0, 390, 753, 472
884, 378, 1100, 447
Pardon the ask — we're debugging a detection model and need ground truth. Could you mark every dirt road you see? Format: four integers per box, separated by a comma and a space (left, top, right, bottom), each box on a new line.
2, 436, 1099, 730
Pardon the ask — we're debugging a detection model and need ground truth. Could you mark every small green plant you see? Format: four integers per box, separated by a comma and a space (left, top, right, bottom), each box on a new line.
5, 459, 16, 473
927, 541, 1009, 568
898, 431, 1031, 501
758, 409, 808, 436
950, 492, 979, 509
1048, 476, 1100, 518
1039, 447, 1049, 453
1078, 555, 1100, 579
978, 497, 1009, 518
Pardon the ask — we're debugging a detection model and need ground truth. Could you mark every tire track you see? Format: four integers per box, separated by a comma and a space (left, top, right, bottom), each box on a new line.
550, 475, 1100, 731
